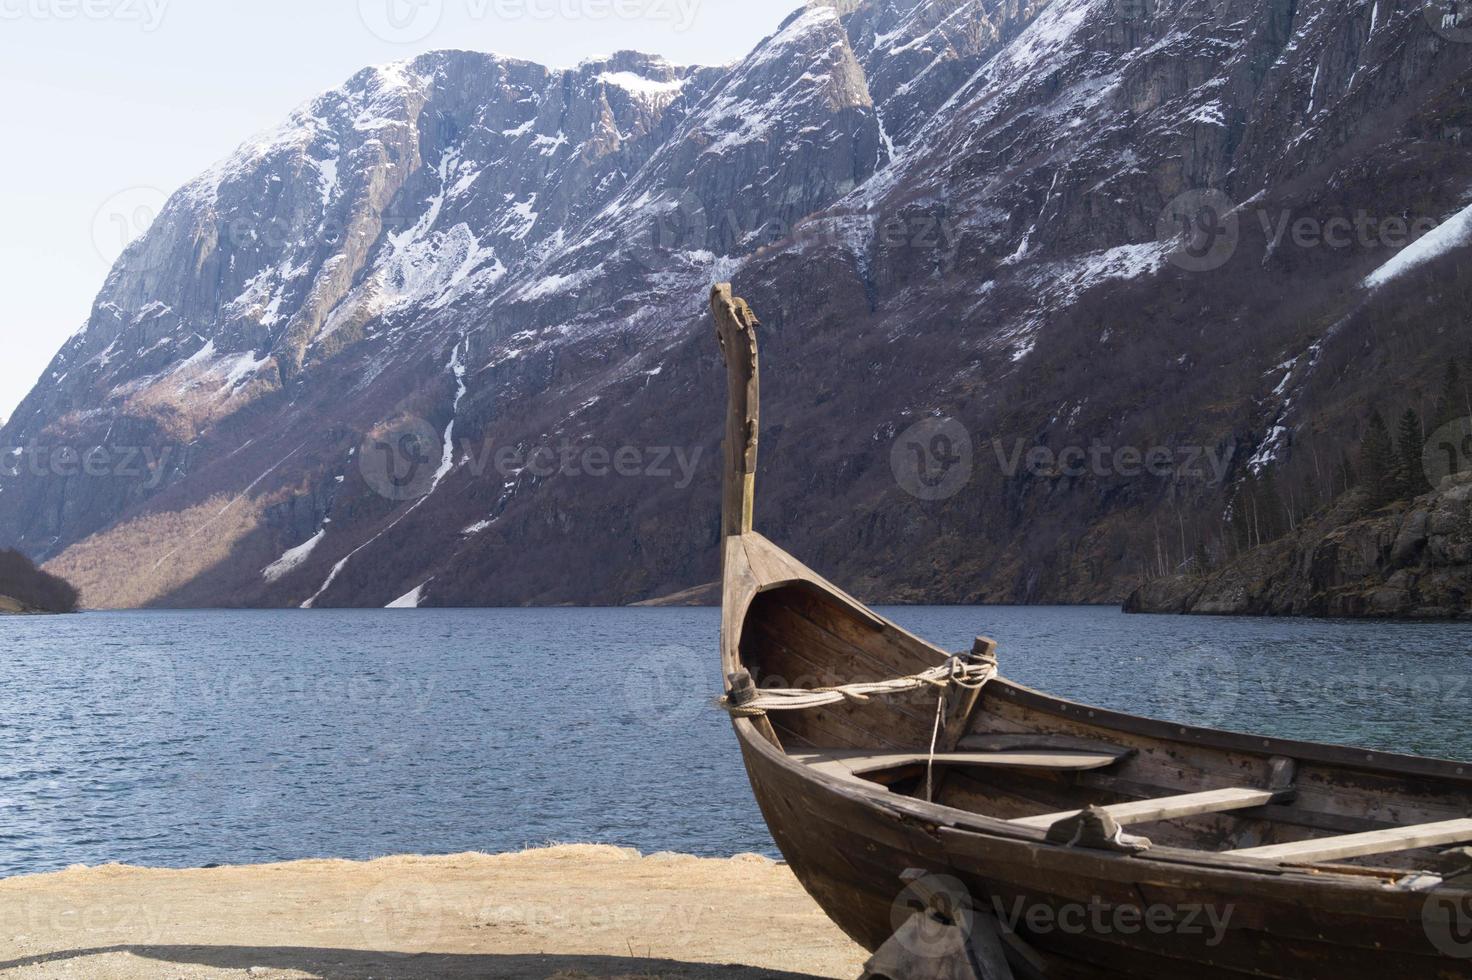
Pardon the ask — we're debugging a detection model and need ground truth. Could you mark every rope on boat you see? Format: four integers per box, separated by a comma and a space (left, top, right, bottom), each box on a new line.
717, 655, 996, 718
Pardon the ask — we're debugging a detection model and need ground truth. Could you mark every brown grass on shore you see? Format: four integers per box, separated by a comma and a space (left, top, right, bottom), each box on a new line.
0, 845, 867, 979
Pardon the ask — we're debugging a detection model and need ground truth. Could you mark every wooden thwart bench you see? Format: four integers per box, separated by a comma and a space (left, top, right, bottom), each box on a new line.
1230, 818, 1472, 864
1009, 787, 1290, 830
793, 748, 1125, 785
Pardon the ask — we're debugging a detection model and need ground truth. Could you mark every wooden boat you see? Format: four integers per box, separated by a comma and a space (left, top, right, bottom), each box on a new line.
709, 283, 1472, 979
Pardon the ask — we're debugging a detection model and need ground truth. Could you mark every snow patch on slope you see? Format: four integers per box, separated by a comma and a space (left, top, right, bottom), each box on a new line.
387, 581, 429, 608
1364, 200, 1472, 289
263, 529, 326, 583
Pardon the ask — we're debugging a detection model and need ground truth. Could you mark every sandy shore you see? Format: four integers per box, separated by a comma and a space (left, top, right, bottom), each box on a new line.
0, 846, 867, 979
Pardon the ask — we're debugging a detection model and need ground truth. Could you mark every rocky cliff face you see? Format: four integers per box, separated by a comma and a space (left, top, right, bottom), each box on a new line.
1126, 472, 1472, 618
3, 0, 1471, 610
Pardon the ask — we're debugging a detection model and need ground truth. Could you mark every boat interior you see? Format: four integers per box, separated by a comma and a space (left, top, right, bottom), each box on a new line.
735, 579, 1472, 880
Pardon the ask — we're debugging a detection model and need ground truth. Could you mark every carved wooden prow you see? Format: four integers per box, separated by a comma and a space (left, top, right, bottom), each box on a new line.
712, 283, 760, 539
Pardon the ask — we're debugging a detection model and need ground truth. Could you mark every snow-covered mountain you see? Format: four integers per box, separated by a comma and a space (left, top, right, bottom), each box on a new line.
3, 0, 1470, 608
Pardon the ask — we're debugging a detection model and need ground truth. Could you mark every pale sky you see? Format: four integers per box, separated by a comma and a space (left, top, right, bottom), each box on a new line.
0, 0, 804, 420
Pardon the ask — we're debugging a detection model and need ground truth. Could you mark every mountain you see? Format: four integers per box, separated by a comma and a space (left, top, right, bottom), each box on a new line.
2, 0, 1470, 610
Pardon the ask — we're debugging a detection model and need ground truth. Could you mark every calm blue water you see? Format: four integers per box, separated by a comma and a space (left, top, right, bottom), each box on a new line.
0, 607, 1468, 878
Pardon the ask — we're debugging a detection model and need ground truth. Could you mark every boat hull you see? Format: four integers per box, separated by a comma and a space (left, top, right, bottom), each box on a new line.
734, 716, 1466, 979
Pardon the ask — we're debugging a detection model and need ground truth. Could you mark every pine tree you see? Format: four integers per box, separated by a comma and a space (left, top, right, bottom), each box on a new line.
1299, 475, 1320, 518
1434, 360, 1464, 430
1193, 538, 1211, 576
1335, 453, 1357, 496
1362, 411, 1397, 508
1398, 408, 1430, 499
1257, 470, 1287, 541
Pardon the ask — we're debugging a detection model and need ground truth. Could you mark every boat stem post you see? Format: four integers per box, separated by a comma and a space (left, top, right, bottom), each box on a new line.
711, 283, 760, 540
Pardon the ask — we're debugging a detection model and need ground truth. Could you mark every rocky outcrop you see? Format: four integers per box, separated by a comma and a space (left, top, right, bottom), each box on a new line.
0, 549, 79, 613
1126, 474, 1472, 619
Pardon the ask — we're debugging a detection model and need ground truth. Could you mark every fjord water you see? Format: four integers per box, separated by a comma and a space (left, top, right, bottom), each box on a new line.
1, 607, 1469, 878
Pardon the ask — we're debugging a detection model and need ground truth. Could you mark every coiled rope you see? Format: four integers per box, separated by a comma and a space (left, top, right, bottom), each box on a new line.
718, 655, 996, 719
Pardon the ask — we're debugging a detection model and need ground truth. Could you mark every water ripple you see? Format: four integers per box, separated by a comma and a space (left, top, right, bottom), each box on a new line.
0, 606, 1468, 878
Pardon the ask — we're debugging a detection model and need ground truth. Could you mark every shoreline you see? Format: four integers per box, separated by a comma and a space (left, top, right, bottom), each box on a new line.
0, 845, 866, 979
